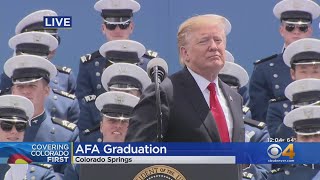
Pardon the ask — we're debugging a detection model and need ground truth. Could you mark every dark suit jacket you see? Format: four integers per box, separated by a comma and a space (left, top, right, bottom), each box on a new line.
125, 67, 245, 142
125, 67, 245, 180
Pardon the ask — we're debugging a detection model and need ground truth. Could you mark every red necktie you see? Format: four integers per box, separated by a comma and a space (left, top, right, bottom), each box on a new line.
207, 83, 230, 142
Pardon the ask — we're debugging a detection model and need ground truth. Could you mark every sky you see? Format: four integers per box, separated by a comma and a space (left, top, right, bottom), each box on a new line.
1, 0, 320, 77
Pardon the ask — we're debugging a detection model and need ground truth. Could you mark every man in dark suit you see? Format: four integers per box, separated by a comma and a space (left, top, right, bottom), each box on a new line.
126, 15, 244, 142
125, 14, 244, 179
125, 14, 244, 143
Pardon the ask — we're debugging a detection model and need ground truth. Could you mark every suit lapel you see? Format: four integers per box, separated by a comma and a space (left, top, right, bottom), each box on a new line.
218, 80, 241, 142
180, 68, 221, 142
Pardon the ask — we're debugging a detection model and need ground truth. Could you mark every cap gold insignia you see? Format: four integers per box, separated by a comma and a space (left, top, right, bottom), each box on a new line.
303, 43, 312, 51
298, 81, 307, 91
122, 44, 128, 50
13, 102, 18, 107
111, 0, 120, 8
9, 99, 18, 108
303, 108, 313, 119
114, 95, 125, 104
117, 66, 128, 74
33, 34, 42, 43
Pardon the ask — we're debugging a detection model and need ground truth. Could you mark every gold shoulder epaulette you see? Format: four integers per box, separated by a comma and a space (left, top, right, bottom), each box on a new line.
242, 172, 254, 179
80, 51, 102, 63
52, 89, 76, 100
143, 49, 158, 59
56, 66, 72, 74
269, 96, 288, 103
33, 163, 53, 169
84, 95, 96, 103
254, 54, 278, 65
83, 124, 100, 135
51, 117, 77, 131
244, 118, 266, 130
242, 106, 250, 114
271, 168, 284, 174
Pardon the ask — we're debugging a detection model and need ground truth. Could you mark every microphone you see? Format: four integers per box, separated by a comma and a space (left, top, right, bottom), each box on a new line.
147, 58, 168, 142
147, 58, 168, 83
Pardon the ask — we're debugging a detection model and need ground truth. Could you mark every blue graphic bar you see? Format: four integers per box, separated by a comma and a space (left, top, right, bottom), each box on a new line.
0, 142, 319, 164
0, 142, 71, 164
73, 142, 320, 164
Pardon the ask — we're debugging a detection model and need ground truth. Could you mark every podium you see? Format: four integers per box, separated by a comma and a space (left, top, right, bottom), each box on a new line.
79, 164, 241, 180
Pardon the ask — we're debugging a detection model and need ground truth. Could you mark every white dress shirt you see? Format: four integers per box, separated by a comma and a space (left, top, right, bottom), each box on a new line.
188, 67, 233, 140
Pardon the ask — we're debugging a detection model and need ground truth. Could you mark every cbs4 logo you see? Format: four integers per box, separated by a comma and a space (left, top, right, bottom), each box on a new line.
267, 144, 295, 159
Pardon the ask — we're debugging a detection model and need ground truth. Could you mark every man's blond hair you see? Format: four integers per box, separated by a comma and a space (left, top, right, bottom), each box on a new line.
177, 14, 230, 66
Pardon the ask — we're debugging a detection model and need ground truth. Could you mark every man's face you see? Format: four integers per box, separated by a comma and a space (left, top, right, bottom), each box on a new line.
100, 117, 129, 142
290, 64, 320, 80
180, 23, 226, 79
297, 134, 320, 142
11, 80, 50, 115
101, 20, 134, 41
0, 121, 26, 142
280, 22, 312, 47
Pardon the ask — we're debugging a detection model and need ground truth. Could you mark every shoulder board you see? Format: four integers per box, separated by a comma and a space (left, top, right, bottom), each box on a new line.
242, 106, 250, 114
83, 124, 100, 135
270, 168, 284, 174
244, 118, 266, 129
83, 94, 96, 103
32, 163, 53, 169
254, 54, 278, 65
56, 66, 72, 74
242, 172, 254, 179
143, 49, 158, 59
51, 117, 77, 131
80, 50, 102, 63
52, 89, 76, 100
269, 96, 288, 103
